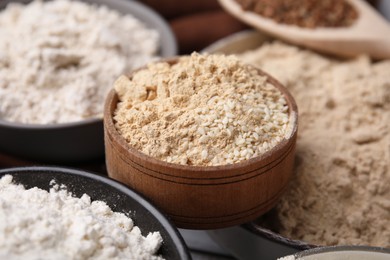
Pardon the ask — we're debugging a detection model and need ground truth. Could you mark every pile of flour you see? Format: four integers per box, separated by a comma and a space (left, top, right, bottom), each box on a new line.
0, 175, 164, 259
239, 41, 390, 247
0, 0, 159, 124
114, 53, 294, 166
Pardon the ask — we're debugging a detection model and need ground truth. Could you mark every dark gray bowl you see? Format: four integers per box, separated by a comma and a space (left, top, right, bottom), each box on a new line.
0, 0, 177, 163
0, 166, 191, 260
0, 119, 105, 163
208, 224, 389, 259
207, 224, 311, 260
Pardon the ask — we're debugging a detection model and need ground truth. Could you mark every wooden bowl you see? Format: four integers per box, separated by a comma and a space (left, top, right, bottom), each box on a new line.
103, 59, 298, 230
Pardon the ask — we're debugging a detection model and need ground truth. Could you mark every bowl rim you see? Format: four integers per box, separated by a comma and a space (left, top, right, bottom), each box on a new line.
295, 245, 390, 257
0, 0, 177, 129
0, 166, 191, 260
0, 117, 102, 129
242, 222, 317, 250
104, 57, 299, 173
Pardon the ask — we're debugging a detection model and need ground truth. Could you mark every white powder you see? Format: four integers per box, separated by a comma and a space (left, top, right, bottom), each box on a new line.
0, 0, 159, 124
0, 175, 164, 260
278, 256, 297, 260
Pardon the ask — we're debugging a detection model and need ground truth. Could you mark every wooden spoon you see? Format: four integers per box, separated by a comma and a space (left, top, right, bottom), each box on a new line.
218, 0, 390, 59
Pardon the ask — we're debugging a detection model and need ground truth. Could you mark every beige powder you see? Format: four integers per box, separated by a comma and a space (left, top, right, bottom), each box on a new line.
239, 42, 390, 247
114, 53, 294, 166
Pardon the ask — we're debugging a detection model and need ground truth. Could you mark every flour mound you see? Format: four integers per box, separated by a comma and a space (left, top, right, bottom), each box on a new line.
114, 53, 293, 166
0, 0, 159, 124
0, 175, 164, 260
240, 41, 390, 247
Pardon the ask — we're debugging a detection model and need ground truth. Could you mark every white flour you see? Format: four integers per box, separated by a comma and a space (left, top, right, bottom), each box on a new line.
0, 0, 159, 124
0, 175, 164, 260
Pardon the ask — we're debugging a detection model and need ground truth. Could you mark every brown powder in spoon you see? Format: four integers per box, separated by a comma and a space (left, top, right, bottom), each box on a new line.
236, 0, 358, 28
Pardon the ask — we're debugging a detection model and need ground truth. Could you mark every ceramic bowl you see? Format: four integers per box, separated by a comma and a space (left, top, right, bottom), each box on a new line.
0, 0, 177, 163
103, 57, 298, 230
0, 166, 191, 260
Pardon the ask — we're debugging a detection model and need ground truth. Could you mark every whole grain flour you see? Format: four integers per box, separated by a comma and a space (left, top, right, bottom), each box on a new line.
239, 41, 390, 247
114, 53, 295, 166
0, 175, 164, 260
0, 0, 159, 124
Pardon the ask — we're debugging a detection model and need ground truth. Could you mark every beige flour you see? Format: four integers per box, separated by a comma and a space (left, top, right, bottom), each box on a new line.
0, 175, 164, 260
114, 53, 295, 166
239, 42, 390, 247
0, 0, 159, 124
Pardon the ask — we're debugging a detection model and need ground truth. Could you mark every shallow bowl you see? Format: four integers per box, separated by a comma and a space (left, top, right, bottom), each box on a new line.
0, 166, 190, 260
103, 57, 298, 230
204, 29, 390, 259
0, 0, 177, 163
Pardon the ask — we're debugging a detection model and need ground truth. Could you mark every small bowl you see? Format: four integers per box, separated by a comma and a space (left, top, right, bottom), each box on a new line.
103, 58, 298, 230
0, 166, 191, 260
0, 0, 177, 163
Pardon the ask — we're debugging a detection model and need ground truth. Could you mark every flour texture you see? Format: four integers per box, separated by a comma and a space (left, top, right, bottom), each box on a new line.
0, 0, 159, 124
0, 175, 164, 260
114, 53, 293, 166
240, 42, 390, 247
